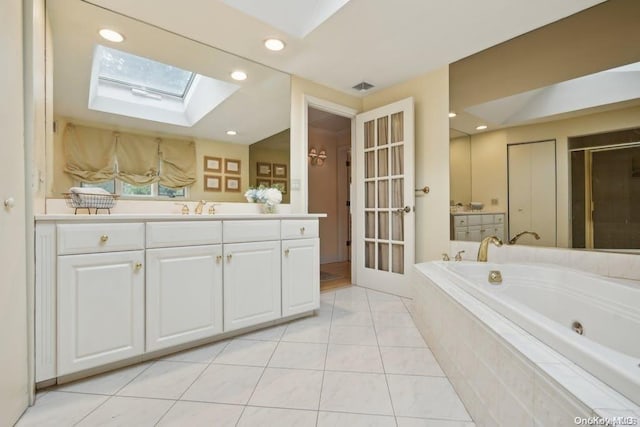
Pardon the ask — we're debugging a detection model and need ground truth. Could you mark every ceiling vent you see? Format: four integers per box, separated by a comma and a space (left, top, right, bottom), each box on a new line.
352, 81, 374, 91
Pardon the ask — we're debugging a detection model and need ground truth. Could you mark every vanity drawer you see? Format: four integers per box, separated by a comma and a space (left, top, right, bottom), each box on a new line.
57, 223, 144, 255
146, 221, 222, 248
453, 215, 468, 227
467, 215, 482, 226
481, 214, 496, 225
281, 220, 318, 239
493, 214, 505, 224
223, 220, 281, 243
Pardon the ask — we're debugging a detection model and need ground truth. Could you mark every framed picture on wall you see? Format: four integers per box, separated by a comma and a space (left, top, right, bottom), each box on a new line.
225, 176, 241, 192
204, 156, 222, 173
257, 162, 272, 177
273, 163, 287, 178
225, 158, 241, 175
272, 179, 287, 194
204, 175, 221, 192
257, 179, 271, 187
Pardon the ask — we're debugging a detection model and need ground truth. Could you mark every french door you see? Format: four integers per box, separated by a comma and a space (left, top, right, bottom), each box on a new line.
354, 98, 414, 297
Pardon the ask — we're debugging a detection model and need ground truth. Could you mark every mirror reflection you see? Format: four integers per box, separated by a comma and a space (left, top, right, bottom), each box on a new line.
47, 0, 291, 203
449, 0, 640, 250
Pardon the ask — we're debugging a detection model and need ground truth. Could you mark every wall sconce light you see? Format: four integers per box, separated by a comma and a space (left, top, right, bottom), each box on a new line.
308, 147, 327, 166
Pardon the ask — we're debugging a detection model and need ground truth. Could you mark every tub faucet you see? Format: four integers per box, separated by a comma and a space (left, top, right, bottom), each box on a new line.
477, 236, 502, 262
194, 200, 207, 215
508, 231, 540, 245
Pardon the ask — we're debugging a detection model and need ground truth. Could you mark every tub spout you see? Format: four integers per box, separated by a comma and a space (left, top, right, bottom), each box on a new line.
508, 231, 540, 245
477, 236, 502, 262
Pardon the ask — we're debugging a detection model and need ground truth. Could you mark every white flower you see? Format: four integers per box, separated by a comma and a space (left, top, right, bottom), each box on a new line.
245, 186, 282, 206
264, 188, 282, 206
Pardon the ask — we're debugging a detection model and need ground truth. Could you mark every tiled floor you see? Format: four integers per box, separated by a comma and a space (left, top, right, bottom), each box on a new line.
18, 287, 475, 427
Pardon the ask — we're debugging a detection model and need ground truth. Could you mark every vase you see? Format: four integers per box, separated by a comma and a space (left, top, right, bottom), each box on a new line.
262, 203, 277, 214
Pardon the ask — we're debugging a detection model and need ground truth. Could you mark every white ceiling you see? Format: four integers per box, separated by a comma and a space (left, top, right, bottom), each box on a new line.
87, 0, 604, 96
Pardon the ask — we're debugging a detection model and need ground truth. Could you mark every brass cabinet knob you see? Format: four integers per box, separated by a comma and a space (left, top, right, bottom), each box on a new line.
100, 234, 109, 243
284, 249, 290, 256
226, 254, 232, 262
300, 227, 305, 235
216, 255, 222, 263
134, 262, 143, 270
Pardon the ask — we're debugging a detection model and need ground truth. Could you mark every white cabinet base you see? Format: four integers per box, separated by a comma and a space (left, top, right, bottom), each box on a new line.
282, 238, 320, 316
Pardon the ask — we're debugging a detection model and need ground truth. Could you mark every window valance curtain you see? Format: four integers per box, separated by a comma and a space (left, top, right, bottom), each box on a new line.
115, 133, 160, 185
159, 139, 196, 189
63, 124, 116, 183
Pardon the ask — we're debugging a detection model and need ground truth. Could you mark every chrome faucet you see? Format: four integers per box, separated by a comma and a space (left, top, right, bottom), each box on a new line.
194, 200, 207, 215
477, 236, 502, 262
508, 231, 540, 245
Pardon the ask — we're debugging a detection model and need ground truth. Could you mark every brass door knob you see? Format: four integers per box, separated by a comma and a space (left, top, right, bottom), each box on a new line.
100, 235, 109, 243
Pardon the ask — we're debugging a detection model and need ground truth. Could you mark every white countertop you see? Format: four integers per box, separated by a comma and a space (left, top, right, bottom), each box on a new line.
450, 211, 505, 216
35, 213, 327, 222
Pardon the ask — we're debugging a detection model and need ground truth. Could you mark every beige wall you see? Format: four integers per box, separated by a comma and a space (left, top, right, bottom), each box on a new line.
449, 136, 471, 205
363, 66, 450, 262
249, 130, 290, 204
50, 116, 249, 202
462, 104, 640, 247
290, 76, 362, 212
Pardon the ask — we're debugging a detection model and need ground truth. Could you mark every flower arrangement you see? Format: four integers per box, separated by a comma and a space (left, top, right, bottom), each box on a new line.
244, 185, 283, 213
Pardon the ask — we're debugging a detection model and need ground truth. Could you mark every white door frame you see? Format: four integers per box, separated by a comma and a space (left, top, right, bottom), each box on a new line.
302, 95, 358, 281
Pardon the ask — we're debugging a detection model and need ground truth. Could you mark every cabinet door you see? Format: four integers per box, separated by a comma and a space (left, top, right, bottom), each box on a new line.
146, 245, 223, 352
282, 238, 320, 317
468, 229, 482, 242
58, 251, 144, 376
223, 241, 281, 331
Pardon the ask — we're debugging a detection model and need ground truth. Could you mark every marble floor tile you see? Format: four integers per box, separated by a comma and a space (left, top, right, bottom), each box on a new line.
380, 346, 445, 376
329, 325, 378, 346
249, 367, 324, 410
161, 340, 229, 364
235, 324, 287, 342
320, 371, 394, 416
181, 364, 263, 404
268, 341, 327, 370
332, 309, 374, 327
396, 417, 476, 427
325, 344, 384, 373
75, 396, 174, 427
117, 361, 206, 400
317, 411, 396, 426
281, 322, 331, 343
156, 401, 243, 427
16, 392, 108, 427
372, 311, 417, 329
376, 326, 428, 347
369, 299, 410, 313
387, 375, 472, 421
236, 406, 317, 427
55, 362, 151, 395
213, 339, 277, 366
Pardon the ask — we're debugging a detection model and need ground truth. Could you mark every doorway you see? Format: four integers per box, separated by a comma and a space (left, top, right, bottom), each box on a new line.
307, 106, 353, 291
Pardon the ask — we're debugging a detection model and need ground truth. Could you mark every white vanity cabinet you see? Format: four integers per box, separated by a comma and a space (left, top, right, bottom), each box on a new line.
145, 222, 223, 352
56, 222, 146, 376
282, 220, 320, 317
35, 214, 323, 383
451, 213, 505, 242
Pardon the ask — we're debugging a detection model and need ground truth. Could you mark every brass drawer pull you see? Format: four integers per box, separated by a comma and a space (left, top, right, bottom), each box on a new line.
300, 227, 305, 235
100, 234, 109, 243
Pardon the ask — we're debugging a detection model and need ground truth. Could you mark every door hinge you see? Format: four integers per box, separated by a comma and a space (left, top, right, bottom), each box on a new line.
346, 161, 351, 167
346, 240, 351, 246
346, 200, 350, 207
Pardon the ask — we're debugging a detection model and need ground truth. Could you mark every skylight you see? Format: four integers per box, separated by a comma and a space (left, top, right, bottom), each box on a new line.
88, 45, 241, 127
97, 45, 195, 98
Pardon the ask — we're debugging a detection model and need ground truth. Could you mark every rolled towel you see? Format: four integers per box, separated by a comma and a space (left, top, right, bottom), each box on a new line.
69, 186, 111, 195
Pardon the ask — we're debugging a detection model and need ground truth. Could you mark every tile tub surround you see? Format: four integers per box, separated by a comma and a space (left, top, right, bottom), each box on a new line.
411, 264, 640, 427
449, 240, 640, 283
18, 286, 475, 427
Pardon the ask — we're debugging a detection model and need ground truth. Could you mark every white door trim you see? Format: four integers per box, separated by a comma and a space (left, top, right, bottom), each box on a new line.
302, 95, 358, 282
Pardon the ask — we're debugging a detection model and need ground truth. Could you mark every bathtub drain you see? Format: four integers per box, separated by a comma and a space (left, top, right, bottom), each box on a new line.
571, 321, 584, 335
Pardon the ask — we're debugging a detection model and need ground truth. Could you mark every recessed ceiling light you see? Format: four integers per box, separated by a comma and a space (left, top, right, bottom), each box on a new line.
264, 38, 285, 51
99, 28, 124, 43
448, 112, 457, 118
476, 125, 488, 130
230, 71, 247, 81
226, 130, 237, 136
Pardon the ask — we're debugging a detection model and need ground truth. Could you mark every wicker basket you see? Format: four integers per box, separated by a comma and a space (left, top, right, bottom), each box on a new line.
63, 192, 119, 214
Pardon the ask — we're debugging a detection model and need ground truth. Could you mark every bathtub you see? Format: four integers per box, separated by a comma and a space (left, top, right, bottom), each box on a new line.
420, 261, 640, 408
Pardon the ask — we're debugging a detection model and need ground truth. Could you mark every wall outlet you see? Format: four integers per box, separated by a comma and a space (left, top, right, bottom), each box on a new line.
491, 198, 499, 205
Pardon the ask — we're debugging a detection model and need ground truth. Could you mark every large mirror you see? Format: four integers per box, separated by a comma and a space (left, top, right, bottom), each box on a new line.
46, 0, 291, 204
449, 0, 640, 250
